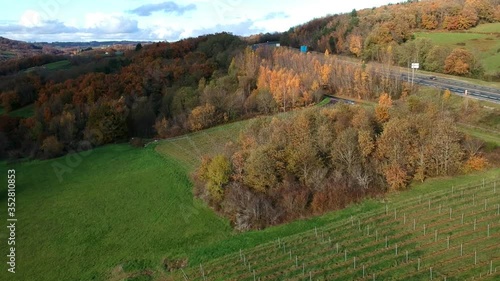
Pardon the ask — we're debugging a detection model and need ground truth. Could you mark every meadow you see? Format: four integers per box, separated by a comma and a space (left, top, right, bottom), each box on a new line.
0, 99, 498, 280
415, 23, 500, 75
7, 104, 35, 118
0, 144, 232, 281
0, 104, 35, 118
43, 59, 71, 70
153, 111, 500, 280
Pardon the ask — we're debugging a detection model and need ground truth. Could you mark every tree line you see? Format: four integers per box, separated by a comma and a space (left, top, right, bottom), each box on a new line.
195, 94, 489, 231
255, 0, 499, 79
1, 34, 410, 160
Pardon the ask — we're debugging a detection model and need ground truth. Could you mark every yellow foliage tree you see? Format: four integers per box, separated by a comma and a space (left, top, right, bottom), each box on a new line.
384, 164, 410, 191
375, 93, 392, 123
463, 155, 488, 173
349, 35, 363, 57
188, 103, 217, 131
443, 89, 452, 101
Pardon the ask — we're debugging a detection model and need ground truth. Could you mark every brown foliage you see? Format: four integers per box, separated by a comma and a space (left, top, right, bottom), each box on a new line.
444, 48, 476, 76
463, 155, 488, 173
375, 93, 392, 123
41, 136, 63, 158
348, 35, 363, 57
383, 164, 410, 191
188, 103, 217, 131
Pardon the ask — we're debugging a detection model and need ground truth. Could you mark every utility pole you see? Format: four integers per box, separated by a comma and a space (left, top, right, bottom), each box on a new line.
407, 59, 410, 83
411, 67, 415, 87
411, 62, 419, 90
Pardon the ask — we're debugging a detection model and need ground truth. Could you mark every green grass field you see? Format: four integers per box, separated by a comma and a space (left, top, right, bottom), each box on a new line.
469, 23, 500, 34
0, 144, 232, 281
0, 51, 16, 59
415, 24, 500, 75
1, 107, 499, 280
155, 121, 249, 170
0, 104, 35, 118
44, 59, 71, 70
8, 104, 35, 118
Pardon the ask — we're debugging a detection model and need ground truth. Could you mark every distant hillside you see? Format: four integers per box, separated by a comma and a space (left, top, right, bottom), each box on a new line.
0, 37, 147, 62
45, 40, 148, 49
0, 36, 63, 61
264, 0, 500, 80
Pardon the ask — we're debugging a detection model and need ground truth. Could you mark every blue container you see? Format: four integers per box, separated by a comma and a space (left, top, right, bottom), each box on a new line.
300, 45, 308, 53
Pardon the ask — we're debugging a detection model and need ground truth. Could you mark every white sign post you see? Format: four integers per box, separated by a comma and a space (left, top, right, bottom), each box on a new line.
411, 63, 419, 86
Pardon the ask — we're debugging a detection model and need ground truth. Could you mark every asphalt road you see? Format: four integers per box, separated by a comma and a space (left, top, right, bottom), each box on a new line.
398, 72, 500, 103
323, 52, 500, 103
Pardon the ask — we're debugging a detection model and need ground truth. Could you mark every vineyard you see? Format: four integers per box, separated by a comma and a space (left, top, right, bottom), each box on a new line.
174, 179, 500, 280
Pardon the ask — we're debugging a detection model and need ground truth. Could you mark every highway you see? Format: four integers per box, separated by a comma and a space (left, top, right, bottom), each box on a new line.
319, 51, 500, 104
398, 72, 500, 103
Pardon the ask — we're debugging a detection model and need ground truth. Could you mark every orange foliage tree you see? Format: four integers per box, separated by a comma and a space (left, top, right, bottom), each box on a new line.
375, 93, 393, 123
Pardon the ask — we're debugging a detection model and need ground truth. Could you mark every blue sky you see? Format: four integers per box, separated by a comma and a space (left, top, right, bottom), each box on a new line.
1, 0, 398, 42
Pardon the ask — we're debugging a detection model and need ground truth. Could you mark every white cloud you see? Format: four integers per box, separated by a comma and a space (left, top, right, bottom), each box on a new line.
3, 0, 401, 42
128, 1, 197, 16
84, 13, 139, 34
19, 10, 44, 27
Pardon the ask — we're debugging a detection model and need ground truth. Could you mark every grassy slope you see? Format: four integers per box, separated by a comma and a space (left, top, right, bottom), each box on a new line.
469, 22, 500, 33
8, 104, 35, 118
0, 144, 231, 281
44, 59, 71, 70
154, 113, 500, 272
182, 168, 500, 260
155, 121, 249, 170
173, 169, 499, 280
415, 23, 500, 75
0, 99, 497, 280
0, 104, 35, 118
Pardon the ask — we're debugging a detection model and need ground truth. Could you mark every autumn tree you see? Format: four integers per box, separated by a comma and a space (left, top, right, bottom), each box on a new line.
429, 118, 464, 176
199, 155, 232, 202
244, 145, 281, 192
375, 93, 393, 123
188, 103, 217, 131
0, 91, 19, 113
465, 0, 495, 23
463, 155, 488, 173
376, 118, 417, 190
331, 128, 361, 188
154, 117, 169, 138
424, 45, 452, 72
444, 48, 483, 77
422, 12, 439, 30
348, 35, 363, 57
41, 136, 64, 159
84, 101, 128, 146
495, 5, 500, 21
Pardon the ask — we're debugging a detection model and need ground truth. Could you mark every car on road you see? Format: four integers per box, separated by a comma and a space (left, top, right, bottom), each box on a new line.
429, 76, 437, 80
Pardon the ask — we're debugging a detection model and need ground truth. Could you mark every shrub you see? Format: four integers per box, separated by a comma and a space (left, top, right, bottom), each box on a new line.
41, 136, 63, 159
129, 138, 144, 148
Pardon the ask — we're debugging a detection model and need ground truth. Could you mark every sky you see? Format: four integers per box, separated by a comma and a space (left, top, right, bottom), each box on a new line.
1, 0, 399, 42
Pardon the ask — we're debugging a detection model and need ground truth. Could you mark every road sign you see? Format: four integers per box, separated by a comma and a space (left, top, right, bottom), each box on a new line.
411, 63, 420, 69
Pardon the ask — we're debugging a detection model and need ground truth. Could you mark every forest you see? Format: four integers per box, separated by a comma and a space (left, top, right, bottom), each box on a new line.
271, 0, 500, 79
194, 91, 495, 230
0, 0, 499, 160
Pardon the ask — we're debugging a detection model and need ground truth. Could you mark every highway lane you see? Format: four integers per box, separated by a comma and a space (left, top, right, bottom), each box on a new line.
322, 52, 500, 103
398, 73, 500, 103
